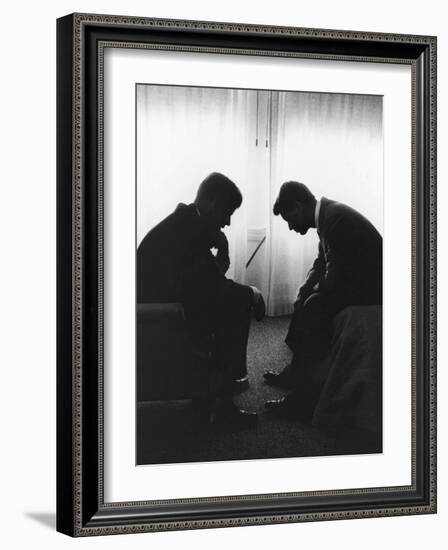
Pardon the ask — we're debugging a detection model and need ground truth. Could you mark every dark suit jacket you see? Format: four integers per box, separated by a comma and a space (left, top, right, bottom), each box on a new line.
300, 197, 382, 305
137, 203, 252, 334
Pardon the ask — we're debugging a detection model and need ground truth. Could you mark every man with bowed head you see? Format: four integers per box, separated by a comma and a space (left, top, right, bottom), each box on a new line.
264, 180, 382, 419
137, 172, 265, 429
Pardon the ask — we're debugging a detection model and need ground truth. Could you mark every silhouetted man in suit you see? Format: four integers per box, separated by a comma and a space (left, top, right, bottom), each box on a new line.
264, 181, 382, 419
137, 172, 265, 429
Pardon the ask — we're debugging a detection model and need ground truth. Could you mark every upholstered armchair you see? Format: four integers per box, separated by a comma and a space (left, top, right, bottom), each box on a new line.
137, 303, 214, 402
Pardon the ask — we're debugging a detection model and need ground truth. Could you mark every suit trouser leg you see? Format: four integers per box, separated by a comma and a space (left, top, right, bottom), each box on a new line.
286, 294, 336, 359
285, 293, 344, 407
184, 287, 252, 400
211, 287, 252, 396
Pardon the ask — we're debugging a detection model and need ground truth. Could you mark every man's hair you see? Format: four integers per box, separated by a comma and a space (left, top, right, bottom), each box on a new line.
273, 181, 315, 216
196, 172, 243, 210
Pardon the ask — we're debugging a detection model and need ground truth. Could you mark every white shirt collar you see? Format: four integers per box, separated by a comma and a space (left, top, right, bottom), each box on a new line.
315, 199, 322, 232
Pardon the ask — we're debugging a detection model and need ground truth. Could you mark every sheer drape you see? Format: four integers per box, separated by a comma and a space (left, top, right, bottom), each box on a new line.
266, 91, 383, 315
137, 85, 256, 282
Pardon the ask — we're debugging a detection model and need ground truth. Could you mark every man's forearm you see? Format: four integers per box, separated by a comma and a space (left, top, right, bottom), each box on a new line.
215, 250, 230, 274
298, 269, 321, 299
298, 246, 325, 300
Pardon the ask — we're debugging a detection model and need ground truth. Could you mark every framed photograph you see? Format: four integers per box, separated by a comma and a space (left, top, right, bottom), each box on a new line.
56, 13, 437, 536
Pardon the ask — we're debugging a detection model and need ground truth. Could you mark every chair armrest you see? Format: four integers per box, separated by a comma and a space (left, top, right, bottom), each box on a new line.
137, 303, 185, 324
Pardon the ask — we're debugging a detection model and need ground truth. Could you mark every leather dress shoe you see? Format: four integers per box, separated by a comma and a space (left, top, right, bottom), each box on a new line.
212, 401, 258, 429
265, 395, 313, 421
263, 365, 297, 388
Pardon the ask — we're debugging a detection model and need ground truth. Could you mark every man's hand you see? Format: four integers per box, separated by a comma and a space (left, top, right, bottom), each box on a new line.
250, 286, 266, 321
293, 281, 321, 312
215, 251, 230, 274
211, 231, 230, 274
293, 289, 308, 312
210, 230, 229, 254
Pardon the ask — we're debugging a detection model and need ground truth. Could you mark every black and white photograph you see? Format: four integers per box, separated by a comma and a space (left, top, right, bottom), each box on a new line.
136, 83, 383, 465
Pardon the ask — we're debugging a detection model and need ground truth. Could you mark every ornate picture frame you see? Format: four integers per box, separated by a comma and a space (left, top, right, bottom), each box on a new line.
56, 13, 436, 536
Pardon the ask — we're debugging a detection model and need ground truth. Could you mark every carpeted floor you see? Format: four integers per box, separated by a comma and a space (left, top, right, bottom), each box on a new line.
137, 315, 380, 465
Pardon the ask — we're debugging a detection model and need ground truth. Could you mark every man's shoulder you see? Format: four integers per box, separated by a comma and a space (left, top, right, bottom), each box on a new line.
322, 197, 349, 214
144, 204, 194, 235
322, 198, 367, 226
138, 203, 199, 253
320, 197, 381, 244
320, 198, 350, 228
157, 203, 196, 227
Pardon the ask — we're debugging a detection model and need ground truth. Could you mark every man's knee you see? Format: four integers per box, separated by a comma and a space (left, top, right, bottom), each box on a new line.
219, 286, 252, 318
302, 293, 336, 341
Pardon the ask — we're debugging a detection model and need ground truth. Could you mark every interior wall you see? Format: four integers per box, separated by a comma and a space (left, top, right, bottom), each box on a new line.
3, 1, 445, 549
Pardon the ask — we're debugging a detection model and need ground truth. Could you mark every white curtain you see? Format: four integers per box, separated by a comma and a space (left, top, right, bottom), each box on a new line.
137, 85, 257, 283
266, 91, 383, 316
